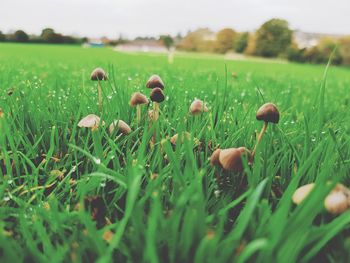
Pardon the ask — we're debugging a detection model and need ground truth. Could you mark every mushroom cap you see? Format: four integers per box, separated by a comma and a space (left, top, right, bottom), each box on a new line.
218, 147, 252, 173
256, 103, 280, 124
189, 99, 208, 115
109, 120, 132, 135
210, 149, 221, 166
150, 87, 165, 103
324, 184, 350, 214
130, 92, 148, 106
146, 74, 164, 89
91, 68, 107, 81
292, 183, 315, 205
170, 132, 191, 145
78, 114, 102, 128
292, 183, 350, 214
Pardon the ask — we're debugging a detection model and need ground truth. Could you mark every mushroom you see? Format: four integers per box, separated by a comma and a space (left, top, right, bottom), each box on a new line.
210, 148, 221, 166
78, 114, 103, 129
150, 88, 165, 121
130, 92, 148, 124
189, 99, 208, 115
109, 120, 132, 135
148, 110, 158, 122
218, 147, 252, 173
252, 103, 280, 157
170, 132, 191, 145
146, 75, 164, 90
90, 68, 108, 113
292, 183, 350, 214
292, 183, 315, 205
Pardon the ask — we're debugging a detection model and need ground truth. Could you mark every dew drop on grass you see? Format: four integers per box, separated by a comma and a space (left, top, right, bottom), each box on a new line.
93, 157, 101, 165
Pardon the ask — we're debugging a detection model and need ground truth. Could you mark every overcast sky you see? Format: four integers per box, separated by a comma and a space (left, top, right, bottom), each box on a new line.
1, 0, 349, 38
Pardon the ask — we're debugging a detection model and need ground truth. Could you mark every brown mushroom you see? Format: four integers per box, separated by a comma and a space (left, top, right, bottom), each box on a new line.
90, 68, 107, 81
218, 147, 252, 173
210, 148, 221, 166
150, 88, 165, 103
78, 114, 103, 129
109, 120, 131, 135
130, 92, 148, 124
252, 103, 280, 157
148, 110, 158, 122
90, 68, 108, 113
150, 88, 165, 122
146, 74, 164, 89
189, 99, 208, 115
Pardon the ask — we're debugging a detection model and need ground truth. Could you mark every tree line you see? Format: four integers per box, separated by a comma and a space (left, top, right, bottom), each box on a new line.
0, 28, 86, 44
1, 20, 349, 66
176, 19, 350, 66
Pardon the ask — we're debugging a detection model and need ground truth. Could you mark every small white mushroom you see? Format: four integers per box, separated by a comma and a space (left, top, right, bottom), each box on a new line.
292, 183, 350, 215
292, 183, 315, 205
324, 184, 350, 214
78, 114, 103, 128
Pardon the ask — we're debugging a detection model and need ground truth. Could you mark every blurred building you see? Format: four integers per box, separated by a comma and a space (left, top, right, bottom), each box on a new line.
115, 39, 167, 53
293, 30, 344, 48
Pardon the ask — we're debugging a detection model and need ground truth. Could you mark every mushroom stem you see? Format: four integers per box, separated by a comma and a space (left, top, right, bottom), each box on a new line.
153, 102, 159, 121
136, 105, 141, 125
98, 80, 103, 112
252, 121, 268, 157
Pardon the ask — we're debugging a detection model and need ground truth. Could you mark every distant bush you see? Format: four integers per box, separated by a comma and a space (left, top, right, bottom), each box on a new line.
288, 38, 343, 65
287, 46, 306, 63
338, 36, 350, 65
0, 31, 5, 42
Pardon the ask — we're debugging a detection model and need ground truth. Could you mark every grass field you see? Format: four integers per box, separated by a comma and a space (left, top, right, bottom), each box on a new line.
0, 43, 350, 263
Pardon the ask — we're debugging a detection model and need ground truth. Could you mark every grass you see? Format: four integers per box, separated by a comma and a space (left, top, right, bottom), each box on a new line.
0, 43, 350, 263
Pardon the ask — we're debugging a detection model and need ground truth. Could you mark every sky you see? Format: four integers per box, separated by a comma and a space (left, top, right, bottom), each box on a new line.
1, 0, 349, 39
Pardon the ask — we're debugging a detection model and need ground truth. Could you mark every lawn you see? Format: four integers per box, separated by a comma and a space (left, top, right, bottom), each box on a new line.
0, 43, 350, 263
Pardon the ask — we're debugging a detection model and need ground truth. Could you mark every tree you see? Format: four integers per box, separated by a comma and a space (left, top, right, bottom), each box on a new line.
317, 37, 342, 65
338, 36, 350, 65
177, 28, 216, 52
235, 32, 249, 53
244, 33, 257, 56
160, 35, 174, 50
13, 30, 29, 42
41, 28, 64, 43
0, 31, 5, 42
215, 28, 236, 54
255, 19, 292, 57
